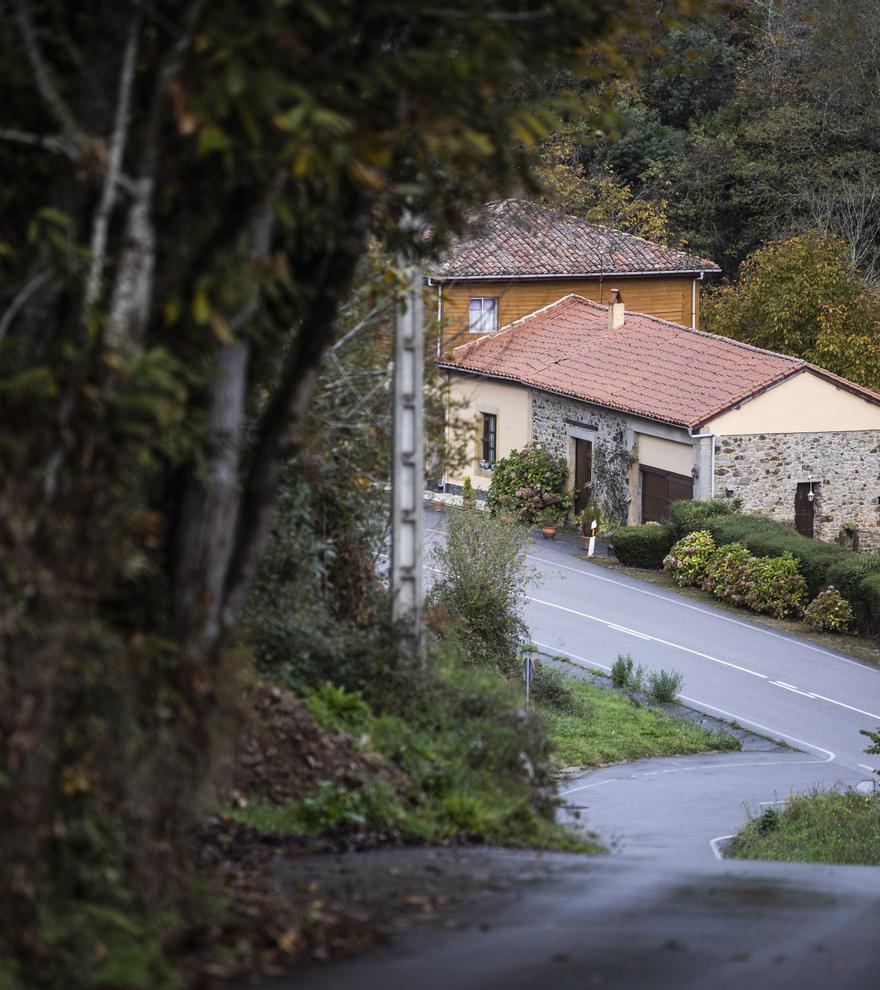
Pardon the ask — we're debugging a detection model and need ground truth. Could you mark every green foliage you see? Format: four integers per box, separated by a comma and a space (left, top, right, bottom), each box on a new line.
731, 789, 880, 866
461, 475, 476, 508
540, 670, 738, 768
803, 587, 854, 633
703, 233, 880, 389
528, 664, 579, 715
702, 542, 755, 607
610, 653, 634, 689
857, 573, 880, 637
610, 523, 673, 568
647, 668, 684, 703
744, 553, 808, 620
663, 529, 716, 587
706, 513, 846, 597
305, 682, 373, 735
428, 507, 534, 676
824, 554, 880, 634
488, 443, 572, 526
667, 498, 736, 541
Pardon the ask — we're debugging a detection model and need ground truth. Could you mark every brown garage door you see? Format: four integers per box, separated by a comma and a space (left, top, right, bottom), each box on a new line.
641, 467, 693, 523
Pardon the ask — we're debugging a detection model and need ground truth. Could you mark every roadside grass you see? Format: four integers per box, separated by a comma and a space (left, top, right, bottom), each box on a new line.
536, 671, 740, 768
731, 788, 880, 865
228, 652, 603, 854
587, 555, 880, 670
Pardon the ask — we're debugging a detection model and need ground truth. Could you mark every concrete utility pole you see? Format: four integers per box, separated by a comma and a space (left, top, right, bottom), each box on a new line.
391, 262, 424, 656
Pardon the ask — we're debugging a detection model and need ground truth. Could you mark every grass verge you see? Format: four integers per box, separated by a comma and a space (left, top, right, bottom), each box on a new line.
536, 673, 740, 767
730, 788, 880, 864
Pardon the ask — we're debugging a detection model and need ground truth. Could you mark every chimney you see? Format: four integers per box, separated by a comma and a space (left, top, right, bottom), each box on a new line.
608, 288, 625, 330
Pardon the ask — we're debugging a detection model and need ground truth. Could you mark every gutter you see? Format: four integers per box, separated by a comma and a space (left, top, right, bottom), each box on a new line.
691, 271, 704, 329
426, 269, 719, 282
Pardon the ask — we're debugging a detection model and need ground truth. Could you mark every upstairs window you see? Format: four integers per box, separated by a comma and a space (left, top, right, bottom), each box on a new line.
469, 297, 498, 334
481, 413, 497, 467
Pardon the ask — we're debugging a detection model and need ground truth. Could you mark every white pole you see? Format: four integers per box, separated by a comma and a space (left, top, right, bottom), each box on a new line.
391, 262, 424, 657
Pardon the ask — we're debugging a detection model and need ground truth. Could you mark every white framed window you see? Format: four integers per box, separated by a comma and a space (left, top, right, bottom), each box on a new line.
468, 296, 498, 334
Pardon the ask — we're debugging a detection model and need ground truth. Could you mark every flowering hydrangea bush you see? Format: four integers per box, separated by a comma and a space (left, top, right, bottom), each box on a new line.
663, 530, 716, 587
488, 443, 571, 525
744, 552, 807, 619
803, 586, 854, 632
702, 542, 755, 606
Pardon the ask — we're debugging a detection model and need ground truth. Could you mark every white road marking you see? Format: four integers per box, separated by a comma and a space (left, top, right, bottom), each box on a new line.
527, 596, 769, 680
709, 835, 733, 861
805, 692, 880, 721
526, 552, 880, 673
771, 681, 814, 698
858, 764, 876, 772
532, 642, 611, 672
758, 800, 787, 806
677, 694, 836, 762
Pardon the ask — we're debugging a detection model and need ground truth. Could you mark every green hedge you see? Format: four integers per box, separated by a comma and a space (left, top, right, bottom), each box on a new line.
667, 499, 737, 541
858, 574, 880, 634
706, 513, 847, 596
611, 524, 673, 568
824, 554, 880, 633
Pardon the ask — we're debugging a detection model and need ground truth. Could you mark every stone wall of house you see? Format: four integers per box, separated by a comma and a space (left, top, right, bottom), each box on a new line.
714, 431, 880, 549
531, 391, 635, 525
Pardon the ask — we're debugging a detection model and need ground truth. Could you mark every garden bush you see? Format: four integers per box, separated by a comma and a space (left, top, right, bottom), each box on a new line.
858, 573, 880, 634
706, 513, 846, 596
824, 553, 880, 633
487, 443, 571, 525
667, 498, 737, 540
663, 530, 716, 587
611, 523, 673, 568
744, 552, 807, 619
610, 653, 634, 688
702, 542, 755, 606
803, 587, 854, 632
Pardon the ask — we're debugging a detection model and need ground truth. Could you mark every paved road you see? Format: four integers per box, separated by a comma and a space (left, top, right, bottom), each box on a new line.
425, 511, 880, 774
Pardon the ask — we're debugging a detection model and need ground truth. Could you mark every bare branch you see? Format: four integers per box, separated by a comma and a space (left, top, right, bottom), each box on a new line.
0, 127, 75, 159
13, 0, 85, 147
84, 14, 141, 314
0, 269, 52, 343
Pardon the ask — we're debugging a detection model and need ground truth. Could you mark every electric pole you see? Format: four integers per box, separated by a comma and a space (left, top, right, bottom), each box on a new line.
391, 261, 424, 657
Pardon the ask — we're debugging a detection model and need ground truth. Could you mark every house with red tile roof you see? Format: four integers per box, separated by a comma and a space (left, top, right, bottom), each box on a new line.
428, 199, 720, 354
439, 293, 880, 546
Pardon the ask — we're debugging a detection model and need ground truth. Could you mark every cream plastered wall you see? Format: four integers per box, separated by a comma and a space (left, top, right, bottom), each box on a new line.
446, 373, 531, 490
706, 370, 880, 435
637, 433, 694, 476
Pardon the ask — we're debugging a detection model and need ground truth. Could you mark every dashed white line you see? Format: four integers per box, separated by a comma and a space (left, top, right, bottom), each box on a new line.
805, 692, 880, 721
709, 835, 734, 861
526, 552, 880, 672
527, 595, 769, 680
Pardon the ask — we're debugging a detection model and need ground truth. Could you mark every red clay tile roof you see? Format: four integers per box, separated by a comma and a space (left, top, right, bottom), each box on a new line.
431, 199, 720, 279
439, 295, 880, 429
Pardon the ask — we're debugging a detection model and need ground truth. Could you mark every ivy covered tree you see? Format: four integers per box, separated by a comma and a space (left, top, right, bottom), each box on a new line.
0, 0, 651, 983
702, 232, 880, 389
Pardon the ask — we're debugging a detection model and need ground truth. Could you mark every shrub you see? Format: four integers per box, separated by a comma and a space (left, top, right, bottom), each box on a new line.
667, 498, 737, 540
530, 664, 579, 714
611, 523, 673, 568
744, 552, 807, 619
803, 587, 854, 632
648, 668, 684, 703
702, 542, 755, 606
610, 653, 634, 688
487, 443, 571, 525
858, 573, 880, 635
707, 513, 846, 596
663, 530, 716, 586
824, 553, 880, 633
428, 507, 534, 676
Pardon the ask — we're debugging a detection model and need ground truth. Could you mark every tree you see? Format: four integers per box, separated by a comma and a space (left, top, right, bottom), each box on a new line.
702, 232, 880, 389
0, 0, 647, 982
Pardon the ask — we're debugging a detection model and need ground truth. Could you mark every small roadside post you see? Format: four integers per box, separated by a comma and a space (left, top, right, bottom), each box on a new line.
587, 518, 597, 558
523, 652, 535, 708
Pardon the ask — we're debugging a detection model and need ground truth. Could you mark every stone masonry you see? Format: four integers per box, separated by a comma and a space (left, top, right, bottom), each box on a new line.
531, 391, 635, 524
715, 431, 880, 550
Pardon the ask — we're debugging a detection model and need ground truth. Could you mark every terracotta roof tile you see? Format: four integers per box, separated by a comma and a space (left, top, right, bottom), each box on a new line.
431, 199, 720, 279
439, 295, 880, 428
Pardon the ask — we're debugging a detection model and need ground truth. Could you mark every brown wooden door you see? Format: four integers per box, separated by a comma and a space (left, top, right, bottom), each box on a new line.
574, 439, 593, 514
641, 468, 693, 523
794, 483, 815, 537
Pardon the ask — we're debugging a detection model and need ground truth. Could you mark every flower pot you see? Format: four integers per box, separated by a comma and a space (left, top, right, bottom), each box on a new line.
434, 500, 444, 512
500, 514, 512, 524
541, 526, 557, 540
581, 534, 590, 550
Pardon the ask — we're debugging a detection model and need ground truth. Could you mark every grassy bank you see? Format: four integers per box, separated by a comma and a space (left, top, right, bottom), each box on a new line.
537, 672, 740, 767
731, 788, 880, 864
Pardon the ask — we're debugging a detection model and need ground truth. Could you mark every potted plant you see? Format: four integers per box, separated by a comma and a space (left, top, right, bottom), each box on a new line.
538, 507, 561, 539
574, 506, 595, 550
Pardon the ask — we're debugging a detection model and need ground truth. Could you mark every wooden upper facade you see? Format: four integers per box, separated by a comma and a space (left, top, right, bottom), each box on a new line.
428, 199, 719, 353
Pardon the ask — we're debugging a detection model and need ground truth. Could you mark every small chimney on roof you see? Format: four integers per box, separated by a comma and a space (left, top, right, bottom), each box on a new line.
608, 288, 625, 330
